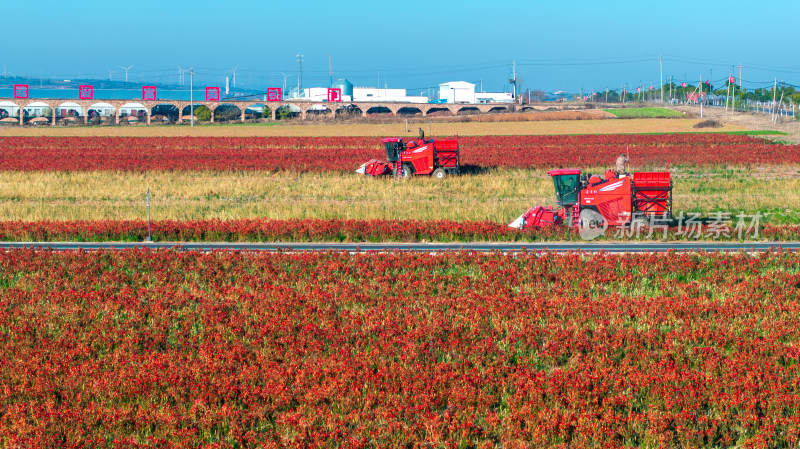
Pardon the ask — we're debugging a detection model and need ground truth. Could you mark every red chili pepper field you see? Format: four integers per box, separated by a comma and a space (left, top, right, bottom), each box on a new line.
1, 133, 798, 171
2, 249, 800, 447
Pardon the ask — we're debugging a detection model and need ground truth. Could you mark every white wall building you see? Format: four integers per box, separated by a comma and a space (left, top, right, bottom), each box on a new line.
353, 87, 427, 103
439, 81, 475, 103
475, 92, 514, 103
295, 86, 428, 104
301, 87, 353, 102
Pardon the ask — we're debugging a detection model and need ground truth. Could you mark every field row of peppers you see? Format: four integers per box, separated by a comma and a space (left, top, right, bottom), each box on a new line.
3, 250, 800, 447
0, 218, 793, 242
0, 133, 798, 171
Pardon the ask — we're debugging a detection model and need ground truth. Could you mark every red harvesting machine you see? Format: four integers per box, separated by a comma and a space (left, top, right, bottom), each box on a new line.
356, 135, 460, 179
510, 168, 673, 231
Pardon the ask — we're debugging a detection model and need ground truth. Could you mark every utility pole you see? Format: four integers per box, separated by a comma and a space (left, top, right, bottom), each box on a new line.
281, 72, 289, 95
739, 63, 742, 92
725, 71, 730, 112
739, 62, 747, 111
669, 75, 673, 102
659, 54, 663, 103
699, 74, 703, 118
190, 68, 194, 127
731, 65, 736, 112
772, 78, 778, 122
512, 59, 517, 100
297, 53, 303, 98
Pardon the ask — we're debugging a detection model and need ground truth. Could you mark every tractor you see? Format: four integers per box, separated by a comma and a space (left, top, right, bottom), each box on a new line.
510, 167, 673, 235
356, 129, 460, 179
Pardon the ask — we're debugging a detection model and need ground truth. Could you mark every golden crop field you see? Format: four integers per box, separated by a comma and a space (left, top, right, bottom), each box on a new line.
0, 117, 745, 137
1, 168, 797, 224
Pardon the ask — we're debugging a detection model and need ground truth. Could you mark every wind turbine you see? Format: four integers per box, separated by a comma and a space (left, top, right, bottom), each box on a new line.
105, 66, 117, 81
177, 65, 186, 86
280, 72, 295, 94
119, 64, 135, 83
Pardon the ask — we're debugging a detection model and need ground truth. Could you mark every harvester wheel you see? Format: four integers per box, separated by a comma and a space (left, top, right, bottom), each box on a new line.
395, 163, 413, 179
432, 168, 447, 179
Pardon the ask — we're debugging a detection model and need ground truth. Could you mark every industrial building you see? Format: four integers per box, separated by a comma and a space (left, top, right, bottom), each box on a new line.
281, 78, 513, 105
291, 78, 427, 104
438, 81, 514, 104
352, 87, 427, 103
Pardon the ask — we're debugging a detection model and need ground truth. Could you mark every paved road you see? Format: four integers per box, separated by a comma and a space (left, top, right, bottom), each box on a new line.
1, 241, 799, 253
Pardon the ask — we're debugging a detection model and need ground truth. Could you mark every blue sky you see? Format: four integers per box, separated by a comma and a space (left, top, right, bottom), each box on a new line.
2, 0, 798, 93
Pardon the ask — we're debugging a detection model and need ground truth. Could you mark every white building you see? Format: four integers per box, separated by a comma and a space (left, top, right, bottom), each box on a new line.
439, 81, 514, 104
296, 86, 427, 103
439, 81, 475, 103
353, 87, 427, 103
475, 92, 514, 103
300, 87, 353, 102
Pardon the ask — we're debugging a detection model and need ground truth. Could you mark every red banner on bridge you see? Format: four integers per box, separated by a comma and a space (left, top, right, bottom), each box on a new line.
142, 86, 157, 101
327, 88, 341, 102
13, 85, 28, 99
79, 85, 93, 100
206, 87, 220, 102
267, 88, 282, 102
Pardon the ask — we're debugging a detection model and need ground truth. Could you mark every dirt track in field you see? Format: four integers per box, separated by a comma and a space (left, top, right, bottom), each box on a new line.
0, 117, 745, 137
676, 105, 800, 143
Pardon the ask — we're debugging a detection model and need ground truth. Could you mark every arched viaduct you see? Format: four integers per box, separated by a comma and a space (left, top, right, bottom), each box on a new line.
0, 97, 544, 125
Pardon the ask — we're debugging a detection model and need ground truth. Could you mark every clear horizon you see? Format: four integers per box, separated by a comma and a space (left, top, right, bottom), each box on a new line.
2, 0, 798, 94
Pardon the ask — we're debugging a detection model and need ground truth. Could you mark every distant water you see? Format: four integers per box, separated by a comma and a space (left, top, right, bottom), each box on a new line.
0, 87, 263, 102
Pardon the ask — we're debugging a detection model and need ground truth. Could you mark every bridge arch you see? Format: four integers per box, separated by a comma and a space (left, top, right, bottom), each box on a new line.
55, 101, 83, 124
0, 101, 19, 121
306, 104, 335, 118
244, 103, 269, 120
87, 102, 115, 123
20, 101, 51, 125
488, 106, 509, 113
151, 103, 179, 123
179, 104, 210, 122
336, 104, 362, 117
457, 106, 481, 115
274, 104, 300, 120
365, 105, 393, 116
212, 103, 243, 122
397, 106, 423, 116
425, 107, 453, 117
120, 103, 147, 123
